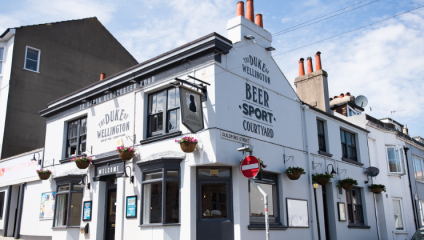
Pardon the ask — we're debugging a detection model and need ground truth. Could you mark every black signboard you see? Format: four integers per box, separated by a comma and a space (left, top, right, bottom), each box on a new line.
95, 162, 125, 178
179, 86, 204, 133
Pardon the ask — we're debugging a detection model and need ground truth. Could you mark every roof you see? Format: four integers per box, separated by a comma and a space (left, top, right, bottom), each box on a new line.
45, 32, 232, 107
380, 117, 403, 127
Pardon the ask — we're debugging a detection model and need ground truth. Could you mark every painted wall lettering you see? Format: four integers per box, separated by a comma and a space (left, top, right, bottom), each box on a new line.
97, 109, 130, 142
242, 55, 270, 84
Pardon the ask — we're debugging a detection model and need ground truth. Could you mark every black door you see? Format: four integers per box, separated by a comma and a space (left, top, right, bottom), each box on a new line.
196, 168, 234, 240
105, 178, 117, 240
322, 185, 330, 240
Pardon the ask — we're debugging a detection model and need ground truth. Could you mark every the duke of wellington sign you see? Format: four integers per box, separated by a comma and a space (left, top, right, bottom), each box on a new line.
97, 108, 130, 143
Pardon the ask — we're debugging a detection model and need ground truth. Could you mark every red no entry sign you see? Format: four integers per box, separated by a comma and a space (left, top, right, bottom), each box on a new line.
240, 156, 260, 178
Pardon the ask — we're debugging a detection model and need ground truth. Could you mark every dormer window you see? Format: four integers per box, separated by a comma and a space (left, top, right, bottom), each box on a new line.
347, 106, 360, 117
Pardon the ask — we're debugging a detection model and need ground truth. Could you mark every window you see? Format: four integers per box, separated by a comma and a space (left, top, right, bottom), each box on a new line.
419, 200, 424, 226
0, 191, 5, 219
414, 155, 424, 181
140, 161, 180, 225
249, 172, 279, 224
393, 199, 404, 231
340, 130, 357, 161
54, 183, 83, 227
387, 147, 405, 174
317, 120, 326, 152
346, 188, 364, 224
0, 47, 4, 74
24, 46, 40, 72
148, 88, 180, 137
66, 117, 87, 158
347, 106, 360, 117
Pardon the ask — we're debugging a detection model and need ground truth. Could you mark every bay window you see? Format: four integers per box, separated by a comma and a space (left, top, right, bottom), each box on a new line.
54, 183, 83, 227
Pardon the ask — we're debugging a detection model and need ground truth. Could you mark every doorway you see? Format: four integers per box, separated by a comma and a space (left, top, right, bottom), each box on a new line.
322, 185, 330, 240
105, 178, 117, 240
196, 168, 234, 240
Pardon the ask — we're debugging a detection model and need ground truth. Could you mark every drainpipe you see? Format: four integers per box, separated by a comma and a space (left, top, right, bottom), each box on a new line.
14, 183, 26, 239
404, 146, 419, 231
301, 104, 316, 240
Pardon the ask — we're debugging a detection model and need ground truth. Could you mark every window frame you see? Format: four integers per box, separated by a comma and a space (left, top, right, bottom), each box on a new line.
386, 146, 405, 174
139, 160, 181, 226
414, 155, 424, 182
347, 106, 360, 117
249, 171, 280, 225
419, 200, 424, 227
392, 198, 405, 231
0, 47, 4, 75
317, 119, 327, 152
23, 46, 41, 73
147, 87, 180, 138
52, 183, 83, 228
345, 187, 364, 225
65, 116, 87, 158
340, 129, 358, 161
0, 191, 5, 219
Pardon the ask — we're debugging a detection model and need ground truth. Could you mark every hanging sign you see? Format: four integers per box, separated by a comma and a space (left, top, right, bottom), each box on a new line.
240, 156, 260, 178
179, 86, 204, 133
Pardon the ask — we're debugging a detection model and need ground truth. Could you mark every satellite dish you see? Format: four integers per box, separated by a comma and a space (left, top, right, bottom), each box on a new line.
366, 166, 380, 177
355, 95, 368, 108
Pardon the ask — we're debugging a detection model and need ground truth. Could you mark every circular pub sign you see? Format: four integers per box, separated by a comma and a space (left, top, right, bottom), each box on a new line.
240, 156, 260, 178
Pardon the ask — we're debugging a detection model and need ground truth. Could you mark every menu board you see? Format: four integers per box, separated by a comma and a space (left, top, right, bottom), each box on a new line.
39, 192, 56, 219
83, 201, 92, 221
126, 196, 137, 218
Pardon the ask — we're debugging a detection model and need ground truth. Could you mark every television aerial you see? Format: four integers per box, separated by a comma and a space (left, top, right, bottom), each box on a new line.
355, 95, 368, 108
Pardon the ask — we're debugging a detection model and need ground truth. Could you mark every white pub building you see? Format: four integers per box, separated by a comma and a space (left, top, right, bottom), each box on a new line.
0, 1, 382, 240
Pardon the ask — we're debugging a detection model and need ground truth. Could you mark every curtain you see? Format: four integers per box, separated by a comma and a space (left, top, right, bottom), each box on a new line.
54, 194, 68, 226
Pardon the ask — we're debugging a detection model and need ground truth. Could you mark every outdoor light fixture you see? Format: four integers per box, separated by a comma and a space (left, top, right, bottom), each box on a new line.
79, 175, 90, 189
244, 35, 255, 40
31, 152, 42, 165
313, 182, 319, 189
237, 145, 253, 153
265, 47, 276, 51
124, 166, 134, 184
327, 164, 337, 176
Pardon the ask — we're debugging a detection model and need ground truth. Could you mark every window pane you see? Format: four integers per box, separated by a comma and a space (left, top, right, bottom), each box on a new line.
166, 171, 178, 178
145, 171, 163, 180
69, 193, 82, 226
201, 183, 227, 219
198, 168, 230, 178
249, 182, 277, 223
58, 185, 70, 192
388, 148, 401, 173
156, 91, 165, 113
0, 48, 4, 59
393, 200, 404, 230
25, 48, 38, 71
27, 48, 39, 60
340, 130, 345, 143
54, 194, 68, 226
168, 109, 179, 131
168, 88, 176, 109
143, 182, 162, 223
150, 94, 157, 114
73, 185, 83, 191
149, 113, 163, 134
165, 181, 179, 223
346, 132, 352, 146
317, 121, 324, 134
80, 118, 87, 136
0, 62, 2, 74
415, 157, 424, 181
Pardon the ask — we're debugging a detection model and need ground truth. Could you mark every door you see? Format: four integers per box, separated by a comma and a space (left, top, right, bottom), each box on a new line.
105, 177, 117, 240
322, 185, 330, 240
196, 168, 234, 240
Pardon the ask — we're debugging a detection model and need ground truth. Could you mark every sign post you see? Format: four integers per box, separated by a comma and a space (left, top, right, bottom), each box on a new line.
240, 155, 269, 240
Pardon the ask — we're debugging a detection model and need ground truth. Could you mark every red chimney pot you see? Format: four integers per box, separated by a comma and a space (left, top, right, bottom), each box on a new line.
306, 57, 313, 74
315, 51, 322, 71
346, 92, 351, 96
329, 98, 333, 101
246, 0, 254, 22
236, 1, 245, 17
299, 58, 305, 77
339, 93, 345, 98
255, 14, 263, 28
100, 73, 106, 81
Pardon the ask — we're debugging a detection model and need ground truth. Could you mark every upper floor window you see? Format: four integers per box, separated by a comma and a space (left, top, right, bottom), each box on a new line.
66, 117, 87, 158
148, 88, 180, 137
317, 120, 326, 152
346, 187, 364, 225
387, 147, 405, 174
0, 47, 4, 74
414, 155, 424, 181
249, 172, 279, 224
419, 200, 424, 226
54, 183, 83, 227
340, 129, 357, 161
24, 46, 40, 72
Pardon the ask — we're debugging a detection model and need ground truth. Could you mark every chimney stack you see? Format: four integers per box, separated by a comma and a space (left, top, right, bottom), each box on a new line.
236, 1, 245, 17
299, 58, 305, 76
255, 14, 263, 28
315, 51, 322, 71
306, 57, 313, 74
403, 125, 409, 135
246, 0, 254, 22
100, 73, 106, 81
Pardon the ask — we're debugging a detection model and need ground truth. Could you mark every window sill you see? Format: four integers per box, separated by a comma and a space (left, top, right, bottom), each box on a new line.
59, 154, 87, 164
347, 225, 371, 229
248, 224, 288, 230
393, 231, 408, 234
23, 68, 40, 74
318, 150, 333, 157
342, 158, 364, 166
52, 226, 80, 229
139, 223, 180, 228
140, 131, 182, 145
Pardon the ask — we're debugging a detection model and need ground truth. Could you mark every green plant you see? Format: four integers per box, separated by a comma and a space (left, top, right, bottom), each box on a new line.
337, 178, 358, 187
116, 146, 135, 153
71, 156, 93, 162
286, 167, 306, 175
369, 184, 386, 192
312, 173, 334, 182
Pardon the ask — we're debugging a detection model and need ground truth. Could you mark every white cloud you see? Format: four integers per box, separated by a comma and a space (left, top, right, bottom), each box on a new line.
281, 17, 291, 23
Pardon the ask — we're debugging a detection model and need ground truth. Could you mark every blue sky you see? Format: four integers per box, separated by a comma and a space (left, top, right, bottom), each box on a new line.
1, 0, 424, 136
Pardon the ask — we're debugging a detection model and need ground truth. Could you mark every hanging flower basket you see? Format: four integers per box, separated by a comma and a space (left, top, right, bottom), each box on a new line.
312, 173, 334, 185
337, 178, 358, 190
175, 137, 198, 153
116, 147, 136, 161
71, 156, 92, 169
286, 167, 306, 180
37, 169, 52, 180
369, 184, 386, 194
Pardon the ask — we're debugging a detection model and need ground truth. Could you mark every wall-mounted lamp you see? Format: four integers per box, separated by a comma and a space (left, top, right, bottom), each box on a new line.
79, 175, 90, 189
313, 182, 319, 189
265, 47, 276, 51
124, 166, 134, 184
244, 35, 255, 40
31, 152, 42, 165
326, 164, 336, 176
